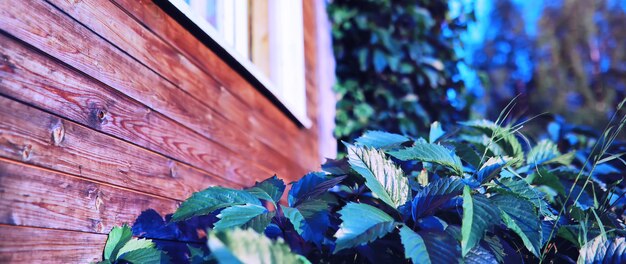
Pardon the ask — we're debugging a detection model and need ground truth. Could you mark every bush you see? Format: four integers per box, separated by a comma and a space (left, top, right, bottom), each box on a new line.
98, 109, 626, 263
328, 0, 474, 145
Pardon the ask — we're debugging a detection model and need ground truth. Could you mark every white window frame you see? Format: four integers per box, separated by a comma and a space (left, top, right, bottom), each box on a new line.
169, 0, 311, 128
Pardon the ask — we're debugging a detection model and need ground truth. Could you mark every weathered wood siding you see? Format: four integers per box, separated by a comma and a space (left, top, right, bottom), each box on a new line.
0, 0, 325, 262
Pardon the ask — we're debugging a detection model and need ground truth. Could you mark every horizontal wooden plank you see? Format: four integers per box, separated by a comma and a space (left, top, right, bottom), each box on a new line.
0, 94, 241, 201
0, 158, 178, 234
0, 31, 279, 185
0, 225, 202, 263
46, 0, 309, 179
0, 225, 104, 263
0, 0, 305, 181
112, 0, 320, 169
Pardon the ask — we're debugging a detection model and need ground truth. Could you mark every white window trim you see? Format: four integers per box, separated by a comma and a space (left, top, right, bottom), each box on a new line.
167, 0, 312, 128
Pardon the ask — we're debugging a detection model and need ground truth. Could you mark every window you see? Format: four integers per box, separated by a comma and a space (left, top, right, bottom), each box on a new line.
169, 0, 310, 127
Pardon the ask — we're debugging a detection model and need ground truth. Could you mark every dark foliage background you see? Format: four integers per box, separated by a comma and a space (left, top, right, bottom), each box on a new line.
329, 0, 475, 147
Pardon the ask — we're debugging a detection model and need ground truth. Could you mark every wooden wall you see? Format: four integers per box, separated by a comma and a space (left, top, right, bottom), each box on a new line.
0, 0, 326, 262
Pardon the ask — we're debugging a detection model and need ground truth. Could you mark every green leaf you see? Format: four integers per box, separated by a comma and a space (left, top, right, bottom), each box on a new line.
490, 194, 542, 257
526, 168, 566, 196
117, 248, 163, 264
527, 139, 560, 166
334, 203, 397, 253
388, 143, 464, 176
347, 144, 410, 208
213, 204, 268, 231
241, 211, 275, 233
172, 187, 261, 221
355, 130, 410, 150
399, 226, 429, 264
103, 225, 133, 260
207, 228, 309, 264
452, 143, 482, 169
492, 177, 553, 216
245, 176, 285, 205
461, 187, 500, 256
577, 236, 626, 264
116, 238, 155, 258
429, 121, 445, 143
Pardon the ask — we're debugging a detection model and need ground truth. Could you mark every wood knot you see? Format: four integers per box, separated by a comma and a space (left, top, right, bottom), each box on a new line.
0, 54, 15, 73
89, 106, 109, 128
167, 159, 177, 178
51, 120, 65, 146
21, 144, 32, 161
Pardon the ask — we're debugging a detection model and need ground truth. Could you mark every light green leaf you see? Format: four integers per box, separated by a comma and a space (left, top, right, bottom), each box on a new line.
461, 187, 500, 256
490, 194, 542, 257
117, 248, 163, 264
334, 203, 397, 253
103, 225, 133, 260
172, 187, 261, 221
208, 228, 309, 264
347, 144, 410, 208
116, 238, 154, 259
399, 226, 429, 264
213, 204, 268, 231
356, 130, 411, 149
388, 143, 464, 175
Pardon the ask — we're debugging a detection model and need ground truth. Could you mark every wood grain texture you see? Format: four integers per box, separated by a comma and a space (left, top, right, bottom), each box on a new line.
45, 0, 308, 179
0, 0, 307, 182
0, 95, 241, 201
0, 32, 271, 186
0, 158, 178, 234
112, 0, 321, 169
0, 225, 104, 263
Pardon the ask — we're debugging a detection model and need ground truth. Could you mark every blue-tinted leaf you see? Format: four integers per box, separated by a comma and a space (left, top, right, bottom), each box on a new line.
493, 177, 553, 217
241, 211, 275, 233
429, 121, 445, 143
356, 130, 410, 150
490, 194, 542, 256
417, 215, 447, 232
389, 143, 464, 175
213, 204, 268, 231
464, 244, 498, 264
477, 156, 511, 183
373, 49, 387, 72
288, 172, 344, 207
282, 202, 331, 247
461, 188, 500, 256
334, 203, 396, 253
246, 176, 285, 205
172, 187, 261, 221
347, 144, 410, 208
422, 230, 462, 263
578, 236, 626, 264
400, 226, 462, 264
412, 178, 465, 221
399, 226, 429, 264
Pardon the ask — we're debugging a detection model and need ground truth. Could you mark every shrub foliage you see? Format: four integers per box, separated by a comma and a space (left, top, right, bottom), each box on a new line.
328, 0, 472, 144
99, 114, 626, 263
